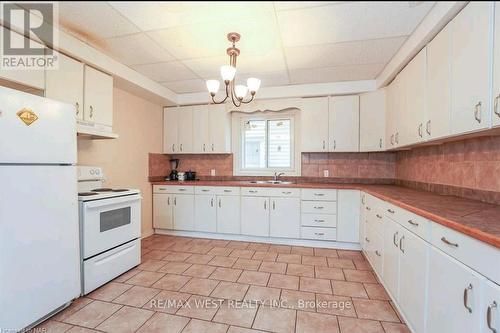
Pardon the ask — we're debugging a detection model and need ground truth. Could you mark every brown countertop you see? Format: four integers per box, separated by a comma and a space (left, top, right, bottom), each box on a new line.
151, 180, 500, 249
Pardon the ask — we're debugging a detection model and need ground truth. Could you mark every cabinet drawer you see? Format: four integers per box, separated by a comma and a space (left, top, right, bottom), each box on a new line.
240, 187, 300, 197
397, 208, 430, 241
153, 185, 194, 194
431, 222, 500, 284
301, 214, 337, 228
301, 189, 337, 201
196, 186, 240, 196
301, 227, 337, 241
301, 201, 337, 214
241, 187, 269, 196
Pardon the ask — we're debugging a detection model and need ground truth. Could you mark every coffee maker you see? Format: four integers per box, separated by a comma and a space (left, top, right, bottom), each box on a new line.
168, 159, 180, 181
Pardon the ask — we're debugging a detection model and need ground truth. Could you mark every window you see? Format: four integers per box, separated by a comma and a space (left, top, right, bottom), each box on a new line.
240, 116, 294, 172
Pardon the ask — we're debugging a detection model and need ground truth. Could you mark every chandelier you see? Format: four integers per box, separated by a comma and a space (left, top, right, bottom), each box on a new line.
206, 32, 261, 107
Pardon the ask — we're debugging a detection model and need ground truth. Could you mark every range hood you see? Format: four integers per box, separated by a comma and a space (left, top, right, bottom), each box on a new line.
77, 120, 118, 139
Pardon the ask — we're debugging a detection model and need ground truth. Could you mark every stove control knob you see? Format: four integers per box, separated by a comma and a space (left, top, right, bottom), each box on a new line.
95, 169, 100, 175
90, 169, 95, 175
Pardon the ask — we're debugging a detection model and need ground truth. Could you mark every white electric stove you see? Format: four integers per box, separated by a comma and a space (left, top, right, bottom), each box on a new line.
77, 166, 141, 294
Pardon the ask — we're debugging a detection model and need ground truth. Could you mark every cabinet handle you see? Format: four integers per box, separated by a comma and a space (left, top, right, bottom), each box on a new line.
315, 232, 325, 236
333, 140, 336, 150
314, 206, 324, 210
282, 191, 292, 195
375, 250, 381, 257
474, 102, 482, 123
463, 284, 473, 313
379, 138, 382, 148
376, 214, 382, 219
172, 144, 175, 152
322, 140, 326, 150
494, 94, 500, 118
264, 200, 267, 210
178, 188, 187, 191
89, 105, 93, 118
167, 197, 170, 205
272, 201, 276, 210
75, 102, 80, 115
418, 123, 423, 138
387, 209, 395, 214
203, 143, 206, 152
366, 206, 371, 211
212, 143, 214, 151
393, 231, 399, 248
365, 237, 370, 243
174, 197, 176, 205
201, 189, 210, 192
314, 193, 324, 196
180, 144, 183, 152
395, 132, 399, 144
487, 301, 497, 333
223, 189, 232, 193
249, 190, 258, 193
218, 198, 221, 208
211, 198, 214, 207
390, 134, 394, 145
426, 120, 431, 135
361, 195, 365, 204
314, 219, 325, 223
441, 237, 458, 248
407, 220, 419, 227
399, 235, 405, 253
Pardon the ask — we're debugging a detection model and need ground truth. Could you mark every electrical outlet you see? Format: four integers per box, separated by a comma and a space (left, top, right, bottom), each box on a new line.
210, 169, 216, 176
323, 169, 329, 177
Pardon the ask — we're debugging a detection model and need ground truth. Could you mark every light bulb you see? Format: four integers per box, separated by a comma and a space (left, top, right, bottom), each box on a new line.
220, 65, 236, 82
206, 80, 220, 95
247, 78, 261, 93
235, 85, 248, 100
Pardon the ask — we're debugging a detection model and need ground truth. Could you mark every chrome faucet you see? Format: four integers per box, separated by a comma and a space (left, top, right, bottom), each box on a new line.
273, 172, 285, 182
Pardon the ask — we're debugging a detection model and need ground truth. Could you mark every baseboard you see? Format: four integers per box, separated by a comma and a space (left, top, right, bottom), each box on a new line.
141, 228, 154, 239
154, 229, 362, 250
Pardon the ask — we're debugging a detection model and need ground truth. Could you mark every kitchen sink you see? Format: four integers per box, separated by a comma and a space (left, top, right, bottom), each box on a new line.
249, 180, 294, 185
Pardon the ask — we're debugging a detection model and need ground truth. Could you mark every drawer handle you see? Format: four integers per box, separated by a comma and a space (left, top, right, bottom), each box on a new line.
314, 193, 325, 196
314, 232, 325, 236
375, 250, 381, 257
314, 206, 324, 209
314, 219, 325, 223
365, 237, 370, 243
376, 214, 382, 219
366, 206, 371, 211
399, 235, 405, 253
282, 191, 292, 194
408, 220, 419, 227
487, 301, 497, 333
441, 237, 459, 248
393, 231, 399, 248
178, 189, 187, 191
201, 189, 210, 192
463, 284, 473, 313
158, 188, 166, 191
223, 190, 232, 193
249, 190, 258, 193
387, 209, 395, 214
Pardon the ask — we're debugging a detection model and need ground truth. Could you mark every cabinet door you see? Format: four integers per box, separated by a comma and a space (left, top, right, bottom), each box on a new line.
45, 52, 84, 120
394, 70, 407, 147
192, 105, 209, 153
153, 194, 173, 229
173, 194, 194, 231
178, 106, 193, 153
482, 280, 500, 333
241, 196, 269, 236
194, 194, 216, 232
360, 90, 385, 151
399, 230, 429, 333
0, 27, 44, 90
427, 246, 483, 333
405, 47, 427, 145
337, 190, 360, 243
301, 97, 329, 152
451, 2, 493, 134
383, 218, 401, 300
270, 197, 300, 238
217, 195, 241, 234
329, 95, 359, 152
493, 2, 500, 127
163, 107, 178, 154
385, 81, 397, 149
83, 66, 113, 126
209, 104, 231, 153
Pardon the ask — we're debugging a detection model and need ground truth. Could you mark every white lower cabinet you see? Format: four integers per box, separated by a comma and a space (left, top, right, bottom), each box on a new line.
241, 196, 270, 237
194, 195, 216, 232
153, 193, 173, 229
482, 280, 500, 333
426, 246, 484, 333
173, 194, 195, 231
216, 195, 240, 234
270, 197, 300, 238
383, 218, 401, 300
337, 190, 360, 243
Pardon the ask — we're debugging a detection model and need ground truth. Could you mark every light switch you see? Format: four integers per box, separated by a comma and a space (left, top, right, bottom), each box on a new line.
210, 169, 216, 176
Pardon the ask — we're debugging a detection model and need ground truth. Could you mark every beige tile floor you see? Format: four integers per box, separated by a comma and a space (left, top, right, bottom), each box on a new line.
36, 235, 411, 333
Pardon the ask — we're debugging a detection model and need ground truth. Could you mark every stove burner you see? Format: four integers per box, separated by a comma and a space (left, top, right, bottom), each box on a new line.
112, 189, 129, 192
92, 188, 113, 192
79, 192, 98, 196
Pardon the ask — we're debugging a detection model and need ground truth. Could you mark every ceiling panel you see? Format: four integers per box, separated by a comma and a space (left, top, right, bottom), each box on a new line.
273, 1, 341, 12
101, 33, 174, 65
58, 2, 139, 41
161, 79, 207, 93
131, 61, 198, 82
285, 36, 406, 70
289, 63, 385, 84
277, 2, 434, 47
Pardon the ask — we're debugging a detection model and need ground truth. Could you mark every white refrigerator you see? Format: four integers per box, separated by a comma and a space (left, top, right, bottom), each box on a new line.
0, 86, 81, 331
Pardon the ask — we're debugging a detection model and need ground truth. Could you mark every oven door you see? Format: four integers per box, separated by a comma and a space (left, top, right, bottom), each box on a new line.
81, 194, 141, 259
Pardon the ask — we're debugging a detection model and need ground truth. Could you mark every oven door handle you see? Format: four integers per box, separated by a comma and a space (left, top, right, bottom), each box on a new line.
84, 194, 141, 208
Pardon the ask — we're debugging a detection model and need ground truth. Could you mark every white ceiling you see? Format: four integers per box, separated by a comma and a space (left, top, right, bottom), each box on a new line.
57, 1, 434, 94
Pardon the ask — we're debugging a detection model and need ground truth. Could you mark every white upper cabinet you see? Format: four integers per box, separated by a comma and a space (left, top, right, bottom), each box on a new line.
163, 107, 179, 154
404, 47, 427, 145
0, 27, 44, 90
360, 89, 385, 151
192, 105, 210, 153
450, 2, 494, 134
385, 81, 397, 149
492, 2, 500, 127
386, 73, 405, 148
208, 104, 231, 153
329, 95, 359, 152
45, 52, 84, 120
426, 22, 452, 140
301, 97, 329, 152
177, 106, 193, 153
84, 66, 113, 127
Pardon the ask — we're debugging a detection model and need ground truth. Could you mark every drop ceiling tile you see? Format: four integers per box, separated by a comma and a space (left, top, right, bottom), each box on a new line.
147, 12, 281, 60
58, 2, 139, 41
101, 33, 174, 66
110, 2, 274, 32
237, 71, 290, 87
289, 63, 385, 84
277, 2, 434, 47
274, 1, 340, 11
131, 61, 198, 82
285, 36, 406, 70
161, 79, 207, 93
